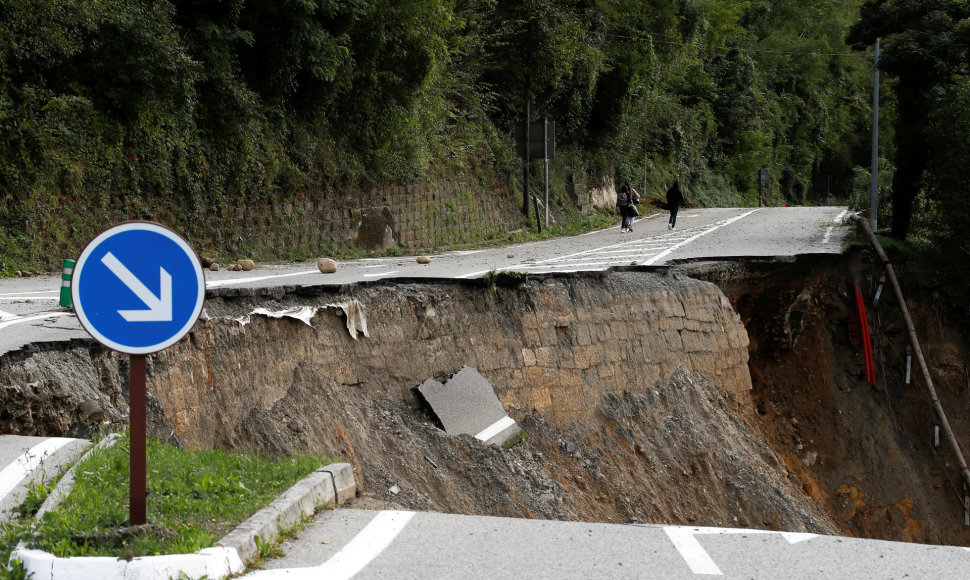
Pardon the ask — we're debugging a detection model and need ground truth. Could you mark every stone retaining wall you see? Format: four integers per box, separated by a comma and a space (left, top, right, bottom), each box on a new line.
147, 271, 750, 449
27, 178, 526, 268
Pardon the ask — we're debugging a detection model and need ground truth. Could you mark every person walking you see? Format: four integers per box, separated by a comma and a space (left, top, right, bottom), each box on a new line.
616, 183, 631, 232
625, 181, 640, 232
666, 180, 685, 230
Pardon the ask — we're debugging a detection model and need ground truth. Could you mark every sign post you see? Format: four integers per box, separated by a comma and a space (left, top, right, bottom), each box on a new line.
71, 222, 205, 525
754, 168, 770, 207
515, 120, 556, 230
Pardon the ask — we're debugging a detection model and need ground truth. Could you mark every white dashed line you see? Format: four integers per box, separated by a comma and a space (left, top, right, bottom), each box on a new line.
663, 525, 817, 576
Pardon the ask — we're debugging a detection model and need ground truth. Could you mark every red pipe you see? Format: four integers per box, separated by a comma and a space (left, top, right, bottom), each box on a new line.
853, 282, 876, 386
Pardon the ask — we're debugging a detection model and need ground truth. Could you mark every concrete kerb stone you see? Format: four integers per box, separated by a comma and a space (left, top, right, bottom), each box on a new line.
0, 437, 90, 523
8, 461, 356, 580
218, 462, 356, 565
322, 462, 357, 504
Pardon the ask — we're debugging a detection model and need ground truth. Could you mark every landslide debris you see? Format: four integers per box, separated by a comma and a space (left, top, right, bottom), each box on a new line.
236, 364, 836, 533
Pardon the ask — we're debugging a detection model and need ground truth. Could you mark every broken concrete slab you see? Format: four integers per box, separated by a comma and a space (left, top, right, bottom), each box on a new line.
416, 366, 522, 446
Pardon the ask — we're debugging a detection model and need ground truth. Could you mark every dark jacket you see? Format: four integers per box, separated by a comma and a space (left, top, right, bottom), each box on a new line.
666, 182, 685, 208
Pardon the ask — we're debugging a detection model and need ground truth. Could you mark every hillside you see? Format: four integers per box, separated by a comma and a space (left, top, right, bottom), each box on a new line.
1, 0, 874, 272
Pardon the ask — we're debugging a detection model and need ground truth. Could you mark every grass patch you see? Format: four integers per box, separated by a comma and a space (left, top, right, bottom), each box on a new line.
484, 270, 530, 292
501, 431, 528, 449
2, 434, 324, 563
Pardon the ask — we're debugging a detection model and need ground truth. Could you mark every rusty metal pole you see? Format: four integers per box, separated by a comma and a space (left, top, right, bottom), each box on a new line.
852, 214, 970, 496
130, 354, 147, 525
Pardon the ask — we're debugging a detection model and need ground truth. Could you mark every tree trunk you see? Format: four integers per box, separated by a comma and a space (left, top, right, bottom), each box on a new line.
889, 84, 930, 239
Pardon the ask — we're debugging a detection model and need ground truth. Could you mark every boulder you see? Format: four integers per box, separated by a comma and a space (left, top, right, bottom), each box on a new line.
199, 250, 217, 268
318, 258, 338, 273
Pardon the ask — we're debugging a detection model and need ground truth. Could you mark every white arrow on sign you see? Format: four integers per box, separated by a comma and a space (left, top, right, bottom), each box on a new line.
101, 252, 173, 322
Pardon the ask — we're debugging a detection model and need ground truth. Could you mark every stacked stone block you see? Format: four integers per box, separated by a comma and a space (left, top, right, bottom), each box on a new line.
146, 272, 752, 449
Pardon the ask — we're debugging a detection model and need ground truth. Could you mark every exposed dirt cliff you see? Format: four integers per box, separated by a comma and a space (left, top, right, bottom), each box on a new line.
2, 253, 969, 545
687, 253, 970, 545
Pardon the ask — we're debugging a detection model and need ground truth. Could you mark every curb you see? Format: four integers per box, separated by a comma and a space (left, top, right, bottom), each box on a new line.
9, 462, 356, 580
0, 437, 90, 523
219, 462, 356, 565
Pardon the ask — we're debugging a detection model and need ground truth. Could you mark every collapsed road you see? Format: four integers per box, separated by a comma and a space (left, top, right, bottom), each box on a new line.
8, 205, 970, 576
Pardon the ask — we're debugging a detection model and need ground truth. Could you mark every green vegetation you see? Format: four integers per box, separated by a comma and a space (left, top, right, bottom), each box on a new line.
0, 434, 324, 569
484, 269, 530, 292
502, 431, 529, 449
1, 0, 968, 291
0, 0, 873, 273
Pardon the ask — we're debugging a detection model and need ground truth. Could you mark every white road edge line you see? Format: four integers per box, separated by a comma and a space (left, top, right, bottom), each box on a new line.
246, 510, 416, 579
0, 438, 78, 501
206, 270, 317, 288
0, 297, 59, 301
834, 208, 848, 223
475, 416, 516, 442
363, 271, 399, 278
0, 309, 21, 321
645, 209, 759, 265
0, 312, 71, 331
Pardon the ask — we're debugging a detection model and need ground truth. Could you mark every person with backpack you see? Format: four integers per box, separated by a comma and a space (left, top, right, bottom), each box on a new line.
616, 182, 640, 233
666, 180, 685, 230
616, 183, 630, 232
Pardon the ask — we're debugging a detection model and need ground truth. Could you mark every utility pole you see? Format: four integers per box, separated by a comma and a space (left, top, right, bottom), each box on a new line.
870, 38, 880, 231
643, 147, 648, 202
523, 97, 530, 214
543, 118, 549, 229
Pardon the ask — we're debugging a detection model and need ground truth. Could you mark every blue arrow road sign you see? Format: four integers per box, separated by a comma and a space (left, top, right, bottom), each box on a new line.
71, 222, 205, 354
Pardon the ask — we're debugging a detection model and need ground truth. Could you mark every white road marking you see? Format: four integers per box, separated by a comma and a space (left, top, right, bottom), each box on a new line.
0, 290, 58, 297
0, 312, 71, 331
645, 210, 758, 265
457, 222, 722, 278
475, 415, 516, 442
663, 525, 817, 576
206, 270, 317, 288
0, 296, 58, 301
0, 309, 20, 321
363, 271, 399, 278
245, 510, 416, 579
0, 438, 78, 501
823, 209, 849, 244
665, 527, 723, 575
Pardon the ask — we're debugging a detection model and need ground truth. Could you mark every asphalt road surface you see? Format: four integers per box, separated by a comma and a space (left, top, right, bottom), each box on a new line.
245, 508, 970, 579
0, 206, 851, 356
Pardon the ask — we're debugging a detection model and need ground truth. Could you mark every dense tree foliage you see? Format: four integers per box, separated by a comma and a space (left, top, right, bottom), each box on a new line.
1, 0, 893, 270
849, 0, 970, 239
